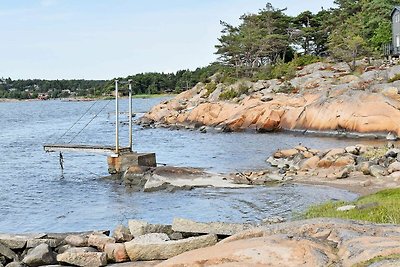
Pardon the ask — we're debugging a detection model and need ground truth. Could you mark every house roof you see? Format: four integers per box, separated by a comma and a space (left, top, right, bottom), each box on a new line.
391, 6, 400, 17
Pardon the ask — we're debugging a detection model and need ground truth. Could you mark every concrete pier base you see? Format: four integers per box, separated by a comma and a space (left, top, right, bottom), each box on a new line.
107, 152, 156, 174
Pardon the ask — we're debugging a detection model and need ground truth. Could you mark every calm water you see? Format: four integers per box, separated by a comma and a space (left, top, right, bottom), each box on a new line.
0, 98, 384, 233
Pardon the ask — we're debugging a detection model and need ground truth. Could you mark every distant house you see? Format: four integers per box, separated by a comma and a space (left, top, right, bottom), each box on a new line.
391, 6, 400, 56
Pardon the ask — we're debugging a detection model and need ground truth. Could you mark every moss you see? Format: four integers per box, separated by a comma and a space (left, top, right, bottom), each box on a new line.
303, 188, 400, 224
389, 73, 400, 83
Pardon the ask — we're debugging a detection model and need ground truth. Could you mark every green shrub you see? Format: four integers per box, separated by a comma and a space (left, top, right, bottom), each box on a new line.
291, 54, 321, 67
237, 83, 250, 95
219, 89, 239, 100
204, 82, 217, 97
389, 73, 400, 83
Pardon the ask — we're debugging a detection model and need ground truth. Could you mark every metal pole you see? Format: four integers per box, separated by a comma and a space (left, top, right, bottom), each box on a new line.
115, 80, 119, 154
128, 80, 133, 151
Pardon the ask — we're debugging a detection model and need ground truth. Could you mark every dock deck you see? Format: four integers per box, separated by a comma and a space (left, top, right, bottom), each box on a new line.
43, 144, 131, 154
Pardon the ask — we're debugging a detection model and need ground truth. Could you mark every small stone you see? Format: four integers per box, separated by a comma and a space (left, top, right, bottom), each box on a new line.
336, 205, 356, 211
112, 225, 133, 243
345, 146, 360, 155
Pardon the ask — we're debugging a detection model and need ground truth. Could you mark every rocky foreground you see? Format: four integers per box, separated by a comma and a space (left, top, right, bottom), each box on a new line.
3, 217, 400, 266
140, 61, 400, 138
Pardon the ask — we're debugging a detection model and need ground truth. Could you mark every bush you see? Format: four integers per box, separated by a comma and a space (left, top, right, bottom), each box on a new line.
219, 89, 239, 100
204, 82, 217, 97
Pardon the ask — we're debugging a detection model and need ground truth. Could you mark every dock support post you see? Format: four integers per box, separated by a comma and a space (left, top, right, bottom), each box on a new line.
115, 80, 119, 154
128, 79, 133, 151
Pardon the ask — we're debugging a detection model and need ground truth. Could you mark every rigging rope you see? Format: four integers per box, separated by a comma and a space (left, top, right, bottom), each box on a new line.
67, 99, 112, 144
54, 100, 100, 143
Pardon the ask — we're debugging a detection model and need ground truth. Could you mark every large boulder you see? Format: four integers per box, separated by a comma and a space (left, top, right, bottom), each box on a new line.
124, 234, 218, 261
22, 243, 57, 267
158, 234, 336, 267
56, 252, 107, 267
112, 225, 133, 243
172, 218, 249, 236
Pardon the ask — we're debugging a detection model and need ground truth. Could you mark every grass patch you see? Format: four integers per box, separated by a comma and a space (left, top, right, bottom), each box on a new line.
204, 82, 217, 97
219, 89, 239, 100
303, 188, 400, 224
361, 146, 388, 160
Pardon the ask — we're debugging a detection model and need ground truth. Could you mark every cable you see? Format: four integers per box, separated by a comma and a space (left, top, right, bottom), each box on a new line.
54, 100, 100, 143
68, 99, 112, 144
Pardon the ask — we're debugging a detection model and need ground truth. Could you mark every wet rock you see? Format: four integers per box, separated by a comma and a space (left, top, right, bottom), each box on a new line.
65, 235, 88, 247
125, 234, 218, 261
87, 234, 115, 251
112, 225, 133, 243
172, 218, 249, 236
56, 252, 107, 267
199, 126, 207, 133
369, 165, 388, 178
22, 243, 57, 267
104, 243, 129, 263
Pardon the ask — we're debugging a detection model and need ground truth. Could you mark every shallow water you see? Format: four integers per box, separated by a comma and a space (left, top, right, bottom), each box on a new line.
0, 98, 386, 233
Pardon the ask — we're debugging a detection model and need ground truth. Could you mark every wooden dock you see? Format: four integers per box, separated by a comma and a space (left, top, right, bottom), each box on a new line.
43, 144, 131, 154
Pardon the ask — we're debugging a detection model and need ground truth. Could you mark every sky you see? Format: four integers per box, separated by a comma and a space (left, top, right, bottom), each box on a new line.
0, 0, 336, 80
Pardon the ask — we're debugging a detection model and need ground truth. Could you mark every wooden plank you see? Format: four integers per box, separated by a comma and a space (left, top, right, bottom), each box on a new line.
43, 144, 131, 154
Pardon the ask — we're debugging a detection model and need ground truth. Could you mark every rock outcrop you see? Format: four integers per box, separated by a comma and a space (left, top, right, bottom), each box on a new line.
140, 62, 400, 137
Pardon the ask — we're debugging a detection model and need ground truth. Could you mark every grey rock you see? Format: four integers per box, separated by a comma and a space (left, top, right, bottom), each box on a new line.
64, 235, 88, 247
345, 146, 360, 155
125, 234, 218, 261
5, 263, 25, 267
112, 225, 132, 243
22, 243, 57, 267
128, 220, 148, 237
172, 218, 249, 236
133, 233, 170, 243
56, 252, 107, 267
385, 148, 400, 158
387, 65, 400, 81
0, 234, 46, 249
26, 239, 61, 249
87, 234, 115, 251
369, 165, 388, 178
169, 232, 183, 240
65, 247, 98, 253
262, 216, 286, 224
388, 161, 400, 173
0, 242, 17, 261
260, 96, 273, 102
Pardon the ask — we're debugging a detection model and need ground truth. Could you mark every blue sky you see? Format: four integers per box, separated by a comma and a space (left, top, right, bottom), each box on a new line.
0, 0, 335, 80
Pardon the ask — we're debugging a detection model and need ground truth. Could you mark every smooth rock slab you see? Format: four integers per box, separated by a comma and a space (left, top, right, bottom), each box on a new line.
22, 243, 57, 267
159, 234, 336, 267
0, 234, 45, 249
125, 234, 218, 261
56, 252, 107, 267
172, 218, 249, 236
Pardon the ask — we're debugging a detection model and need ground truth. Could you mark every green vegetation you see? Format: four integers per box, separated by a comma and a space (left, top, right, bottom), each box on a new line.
354, 254, 400, 267
304, 188, 400, 224
362, 146, 389, 160
204, 82, 217, 97
389, 73, 400, 83
219, 89, 239, 100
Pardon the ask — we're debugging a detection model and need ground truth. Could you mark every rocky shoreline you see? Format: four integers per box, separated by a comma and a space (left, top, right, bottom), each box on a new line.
3, 217, 400, 266
139, 61, 400, 139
